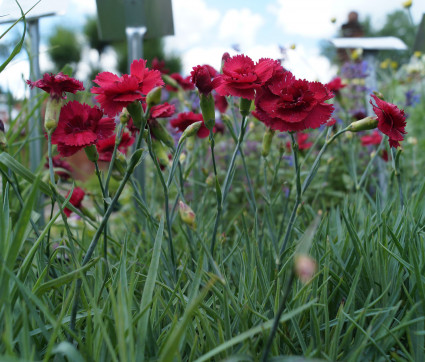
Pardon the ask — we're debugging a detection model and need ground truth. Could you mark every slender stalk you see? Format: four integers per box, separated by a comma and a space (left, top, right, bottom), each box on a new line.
94, 160, 108, 266
261, 271, 295, 362
104, 123, 124, 195
69, 164, 136, 334
47, 132, 56, 187
210, 115, 248, 255
279, 133, 301, 255
280, 127, 350, 257
146, 130, 176, 280
392, 147, 404, 209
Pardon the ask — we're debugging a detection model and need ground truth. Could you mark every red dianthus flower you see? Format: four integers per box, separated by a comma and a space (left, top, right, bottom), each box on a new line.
51, 101, 116, 157
64, 187, 85, 217
253, 71, 334, 132
190, 64, 218, 95
26, 72, 84, 99
212, 55, 278, 100
170, 112, 211, 138
360, 130, 382, 146
166, 73, 194, 92
44, 155, 73, 180
96, 132, 135, 162
91, 59, 163, 117
370, 94, 407, 148
326, 77, 346, 93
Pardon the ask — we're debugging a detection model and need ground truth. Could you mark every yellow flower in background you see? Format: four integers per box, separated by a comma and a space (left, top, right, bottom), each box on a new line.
391, 61, 398, 70
402, 0, 412, 8
350, 48, 363, 60
290, 44, 296, 50
414, 51, 422, 58
380, 59, 389, 69
330, 17, 336, 23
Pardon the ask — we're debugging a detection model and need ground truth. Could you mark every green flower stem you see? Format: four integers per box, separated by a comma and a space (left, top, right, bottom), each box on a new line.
104, 123, 124, 196
70, 160, 138, 335
356, 136, 385, 190
280, 127, 350, 257
47, 132, 56, 187
211, 114, 248, 255
279, 133, 302, 256
146, 129, 176, 281
261, 270, 295, 362
392, 147, 404, 209
93, 159, 109, 266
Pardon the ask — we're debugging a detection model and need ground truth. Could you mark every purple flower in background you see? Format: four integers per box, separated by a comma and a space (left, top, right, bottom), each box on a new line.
341, 61, 368, 79
405, 89, 420, 107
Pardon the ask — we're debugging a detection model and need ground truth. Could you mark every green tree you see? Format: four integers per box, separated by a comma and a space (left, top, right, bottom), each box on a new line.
48, 26, 82, 71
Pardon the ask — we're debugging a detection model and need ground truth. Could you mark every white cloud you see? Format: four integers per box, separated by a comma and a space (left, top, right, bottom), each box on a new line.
218, 8, 264, 49
169, 0, 220, 51
271, 0, 425, 39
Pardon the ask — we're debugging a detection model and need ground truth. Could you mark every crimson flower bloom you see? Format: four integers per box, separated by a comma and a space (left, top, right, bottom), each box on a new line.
190, 64, 218, 95
64, 187, 85, 217
96, 132, 135, 162
44, 155, 73, 180
212, 55, 279, 100
286, 133, 313, 152
253, 71, 334, 132
170, 112, 211, 138
166, 73, 194, 92
326, 77, 346, 93
360, 130, 382, 146
51, 101, 116, 157
370, 94, 407, 148
214, 94, 228, 113
26, 72, 84, 99
150, 102, 175, 119
91, 59, 163, 117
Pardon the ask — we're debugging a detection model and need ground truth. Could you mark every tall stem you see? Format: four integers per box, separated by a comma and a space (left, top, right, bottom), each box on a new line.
210, 114, 248, 255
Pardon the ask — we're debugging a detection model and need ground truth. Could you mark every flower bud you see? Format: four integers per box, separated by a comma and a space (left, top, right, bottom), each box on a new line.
127, 148, 144, 173
294, 254, 317, 284
261, 128, 276, 158
239, 98, 252, 117
44, 98, 63, 134
200, 93, 215, 131
150, 119, 175, 149
146, 86, 162, 107
127, 101, 144, 129
178, 121, 202, 146
205, 174, 214, 187
178, 201, 196, 229
347, 116, 378, 132
153, 139, 170, 168
84, 144, 99, 162
162, 74, 179, 90
120, 108, 130, 124
113, 151, 127, 178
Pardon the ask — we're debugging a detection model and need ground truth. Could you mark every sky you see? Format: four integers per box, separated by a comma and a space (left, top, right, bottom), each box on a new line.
1, 0, 425, 98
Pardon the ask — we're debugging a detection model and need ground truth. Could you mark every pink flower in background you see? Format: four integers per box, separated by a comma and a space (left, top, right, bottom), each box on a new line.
64, 187, 85, 217
170, 112, 212, 138
326, 77, 346, 93
190, 65, 218, 95
96, 132, 135, 162
166, 73, 194, 92
27, 72, 84, 99
360, 130, 382, 146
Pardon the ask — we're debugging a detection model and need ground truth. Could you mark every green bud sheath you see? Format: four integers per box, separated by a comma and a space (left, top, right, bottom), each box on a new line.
178, 121, 202, 146
150, 119, 175, 149
127, 101, 144, 129
261, 128, 276, 158
348, 117, 378, 132
146, 86, 162, 107
200, 93, 215, 131
239, 98, 252, 117
84, 144, 99, 162
44, 98, 63, 134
